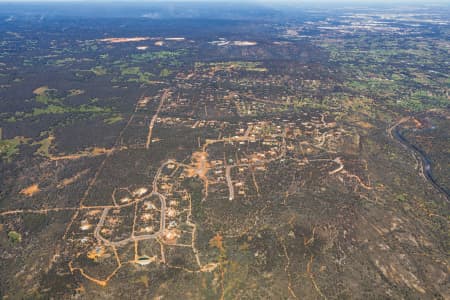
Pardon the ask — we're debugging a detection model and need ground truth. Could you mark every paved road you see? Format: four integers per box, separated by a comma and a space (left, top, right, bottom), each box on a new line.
93, 160, 171, 247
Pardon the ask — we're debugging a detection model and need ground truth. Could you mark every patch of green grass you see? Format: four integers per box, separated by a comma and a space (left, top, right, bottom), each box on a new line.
8, 231, 22, 243
34, 135, 54, 158
195, 61, 267, 72
292, 97, 328, 110
90, 66, 107, 76
5, 115, 17, 122
104, 115, 124, 124
78, 104, 113, 114
118, 64, 155, 84
35, 91, 63, 105
121, 66, 141, 76
130, 50, 186, 62
0, 136, 28, 161
396, 193, 407, 202
52, 57, 76, 66
32, 104, 67, 115
391, 73, 403, 81
398, 91, 449, 112
159, 68, 172, 77
29, 104, 112, 117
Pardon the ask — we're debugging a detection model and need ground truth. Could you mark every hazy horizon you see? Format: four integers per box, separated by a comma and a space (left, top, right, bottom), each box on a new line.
0, 0, 449, 4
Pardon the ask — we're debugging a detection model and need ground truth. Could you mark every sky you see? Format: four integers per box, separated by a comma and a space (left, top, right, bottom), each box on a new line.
0, 0, 447, 2
0, 0, 448, 6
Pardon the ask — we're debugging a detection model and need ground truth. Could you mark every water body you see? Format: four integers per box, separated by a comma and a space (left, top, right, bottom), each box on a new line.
393, 127, 450, 202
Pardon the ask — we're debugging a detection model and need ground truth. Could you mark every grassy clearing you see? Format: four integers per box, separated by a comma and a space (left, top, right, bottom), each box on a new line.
29, 88, 111, 116
159, 68, 172, 77
118, 65, 155, 84
104, 115, 124, 124
8, 231, 21, 243
205, 61, 266, 69
196, 61, 267, 72
5, 98, 113, 122
90, 66, 107, 76
0, 136, 29, 161
30, 104, 112, 117
34, 135, 54, 158
51, 57, 76, 66
403, 91, 448, 111
35, 90, 63, 105
130, 50, 186, 62
121, 66, 141, 76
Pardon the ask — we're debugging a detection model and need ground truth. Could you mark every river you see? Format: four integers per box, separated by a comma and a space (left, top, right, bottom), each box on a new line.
393, 126, 449, 202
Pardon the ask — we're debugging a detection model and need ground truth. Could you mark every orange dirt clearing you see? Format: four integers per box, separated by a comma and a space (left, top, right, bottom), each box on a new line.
57, 169, 90, 188
20, 184, 40, 197
209, 233, 224, 252
185, 151, 211, 179
50, 147, 113, 161
33, 86, 49, 95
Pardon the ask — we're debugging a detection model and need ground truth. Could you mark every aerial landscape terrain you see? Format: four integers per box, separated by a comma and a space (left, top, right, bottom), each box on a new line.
0, 1, 448, 299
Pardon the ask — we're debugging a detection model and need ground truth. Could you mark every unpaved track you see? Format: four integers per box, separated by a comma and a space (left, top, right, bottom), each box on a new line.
146, 89, 170, 149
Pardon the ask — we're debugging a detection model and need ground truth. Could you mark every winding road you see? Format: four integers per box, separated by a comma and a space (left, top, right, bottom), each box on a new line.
93, 160, 171, 247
